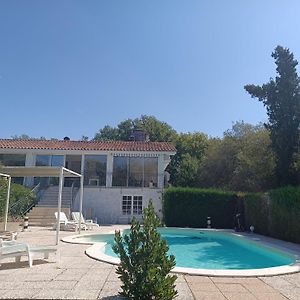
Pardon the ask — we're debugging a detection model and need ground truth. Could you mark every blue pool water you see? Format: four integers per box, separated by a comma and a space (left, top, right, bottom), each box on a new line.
76, 228, 295, 270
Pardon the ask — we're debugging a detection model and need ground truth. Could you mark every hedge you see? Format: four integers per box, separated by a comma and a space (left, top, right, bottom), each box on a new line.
268, 186, 300, 243
163, 187, 238, 228
243, 193, 269, 235
243, 186, 300, 244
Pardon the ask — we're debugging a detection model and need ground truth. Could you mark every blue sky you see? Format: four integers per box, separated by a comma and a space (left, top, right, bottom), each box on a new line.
1, 1, 300, 140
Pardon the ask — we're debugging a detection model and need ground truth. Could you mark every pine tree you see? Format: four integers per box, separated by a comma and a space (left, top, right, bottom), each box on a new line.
113, 201, 178, 300
245, 46, 300, 186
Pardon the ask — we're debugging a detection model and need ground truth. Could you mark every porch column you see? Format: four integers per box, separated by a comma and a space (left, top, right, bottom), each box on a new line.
3, 176, 11, 231
79, 175, 84, 234
106, 153, 113, 187
55, 168, 64, 245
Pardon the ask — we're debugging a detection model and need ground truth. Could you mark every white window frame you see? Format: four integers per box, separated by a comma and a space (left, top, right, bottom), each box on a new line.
122, 195, 143, 216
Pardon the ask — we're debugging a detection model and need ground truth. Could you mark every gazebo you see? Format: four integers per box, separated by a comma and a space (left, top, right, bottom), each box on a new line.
0, 166, 83, 244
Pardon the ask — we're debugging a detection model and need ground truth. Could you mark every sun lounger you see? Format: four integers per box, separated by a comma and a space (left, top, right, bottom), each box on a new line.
71, 212, 100, 230
0, 231, 18, 241
0, 239, 56, 267
54, 212, 86, 231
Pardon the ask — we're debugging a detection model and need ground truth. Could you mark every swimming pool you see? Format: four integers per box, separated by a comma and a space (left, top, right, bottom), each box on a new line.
64, 228, 300, 276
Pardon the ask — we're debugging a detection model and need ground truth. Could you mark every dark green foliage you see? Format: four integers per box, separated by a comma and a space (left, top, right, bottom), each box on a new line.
268, 186, 300, 243
168, 132, 208, 187
245, 46, 300, 186
198, 122, 276, 192
0, 179, 36, 219
94, 115, 177, 142
113, 201, 177, 300
163, 187, 238, 228
243, 186, 300, 243
243, 193, 270, 235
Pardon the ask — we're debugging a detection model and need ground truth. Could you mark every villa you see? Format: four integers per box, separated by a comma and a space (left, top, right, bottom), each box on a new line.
0, 132, 176, 225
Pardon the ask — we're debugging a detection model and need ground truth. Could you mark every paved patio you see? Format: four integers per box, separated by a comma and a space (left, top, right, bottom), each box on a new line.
0, 226, 299, 300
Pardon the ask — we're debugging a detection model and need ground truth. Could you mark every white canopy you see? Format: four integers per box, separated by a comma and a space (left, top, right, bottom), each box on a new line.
1, 166, 84, 245
3, 166, 80, 178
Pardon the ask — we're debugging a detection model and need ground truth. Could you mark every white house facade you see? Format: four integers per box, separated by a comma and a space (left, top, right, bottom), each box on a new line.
0, 138, 176, 224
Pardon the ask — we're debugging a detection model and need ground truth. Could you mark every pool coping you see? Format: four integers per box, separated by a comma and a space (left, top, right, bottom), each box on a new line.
61, 228, 300, 277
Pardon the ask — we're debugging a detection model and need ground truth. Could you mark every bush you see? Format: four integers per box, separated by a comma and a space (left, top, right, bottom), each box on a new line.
113, 201, 177, 300
163, 187, 238, 228
0, 179, 36, 219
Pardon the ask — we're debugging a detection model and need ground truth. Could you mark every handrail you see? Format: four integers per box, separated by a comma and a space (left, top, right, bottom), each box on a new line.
18, 183, 41, 216
8, 183, 40, 212
31, 183, 40, 194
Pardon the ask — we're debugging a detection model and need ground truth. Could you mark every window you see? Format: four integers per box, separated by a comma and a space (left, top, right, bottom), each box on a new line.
128, 157, 143, 187
144, 157, 158, 187
35, 155, 64, 167
122, 195, 143, 215
112, 156, 127, 186
84, 155, 107, 186
113, 156, 158, 188
0, 154, 26, 166
122, 196, 132, 215
35, 155, 64, 186
0, 154, 26, 185
133, 196, 143, 215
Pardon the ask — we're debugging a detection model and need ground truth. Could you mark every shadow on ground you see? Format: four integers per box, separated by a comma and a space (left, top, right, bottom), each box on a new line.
0, 259, 51, 270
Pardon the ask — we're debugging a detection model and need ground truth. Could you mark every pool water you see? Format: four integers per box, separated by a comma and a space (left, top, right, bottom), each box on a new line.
77, 228, 295, 270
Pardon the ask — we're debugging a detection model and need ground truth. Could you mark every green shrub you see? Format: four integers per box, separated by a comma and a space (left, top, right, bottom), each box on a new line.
113, 201, 178, 300
0, 179, 36, 219
269, 186, 300, 243
243, 193, 269, 235
163, 187, 238, 228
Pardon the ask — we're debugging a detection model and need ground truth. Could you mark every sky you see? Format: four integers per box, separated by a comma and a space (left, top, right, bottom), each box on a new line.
0, 0, 300, 140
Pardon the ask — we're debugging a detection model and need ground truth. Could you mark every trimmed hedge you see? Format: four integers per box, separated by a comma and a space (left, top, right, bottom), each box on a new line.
164, 186, 300, 244
243, 186, 300, 244
163, 187, 238, 228
243, 193, 269, 235
269, 186, 300, 244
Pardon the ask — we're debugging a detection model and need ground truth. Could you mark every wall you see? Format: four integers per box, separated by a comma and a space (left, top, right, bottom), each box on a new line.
73, 187, 163, 224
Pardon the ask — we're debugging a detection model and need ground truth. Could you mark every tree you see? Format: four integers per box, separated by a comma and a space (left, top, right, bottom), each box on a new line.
136, 115, 177, 142
94, 115, 177, 142
198, 122, 276, 192
113, 201, 177, 300
168, 132, 208, 187
94, 125, 120, 141
81, 135, 89, 141
245, 46, 300, 186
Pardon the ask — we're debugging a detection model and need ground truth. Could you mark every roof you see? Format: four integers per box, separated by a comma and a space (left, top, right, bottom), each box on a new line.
0, 139, 176, 152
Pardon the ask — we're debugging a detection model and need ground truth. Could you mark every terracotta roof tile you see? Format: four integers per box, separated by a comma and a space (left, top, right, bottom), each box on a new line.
0, 139, 176, 152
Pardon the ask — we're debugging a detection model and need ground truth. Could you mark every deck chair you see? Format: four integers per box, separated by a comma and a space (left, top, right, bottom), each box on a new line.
54, 212, 84, 231
0, 231, 18, 241
71, 212, 100, 230
0, 239, 56, 268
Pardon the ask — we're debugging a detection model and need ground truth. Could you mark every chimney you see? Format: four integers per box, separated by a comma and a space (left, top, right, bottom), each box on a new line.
130, 129, 149, 142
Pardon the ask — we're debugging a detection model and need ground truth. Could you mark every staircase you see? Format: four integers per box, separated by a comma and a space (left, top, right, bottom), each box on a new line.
26, 186, 78, 227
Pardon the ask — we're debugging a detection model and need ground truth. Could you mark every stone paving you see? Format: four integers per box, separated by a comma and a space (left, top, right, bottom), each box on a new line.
0, 226, 299, 299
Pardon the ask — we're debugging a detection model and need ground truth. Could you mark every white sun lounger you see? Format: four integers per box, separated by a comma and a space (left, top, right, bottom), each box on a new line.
0, 239, 57, 268
71, 212, 100, 230
54, 212, 86, 231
